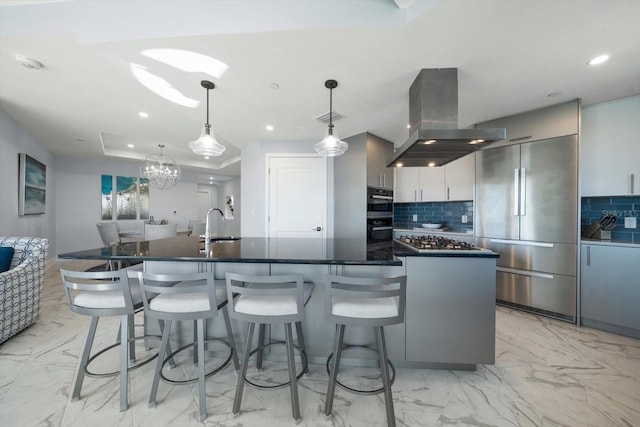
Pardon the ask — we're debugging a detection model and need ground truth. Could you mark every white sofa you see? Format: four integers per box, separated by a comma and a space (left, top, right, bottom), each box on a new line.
0, 237, 49, 344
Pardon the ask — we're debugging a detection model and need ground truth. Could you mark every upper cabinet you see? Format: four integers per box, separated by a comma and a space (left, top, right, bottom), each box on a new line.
475, 100, 580, 148
394, 153, 474, 202
366, 134, 394, 189
580, 96, 640, 196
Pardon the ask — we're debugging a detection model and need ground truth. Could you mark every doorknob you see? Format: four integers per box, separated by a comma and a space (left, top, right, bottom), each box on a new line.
313, 227, 322, 231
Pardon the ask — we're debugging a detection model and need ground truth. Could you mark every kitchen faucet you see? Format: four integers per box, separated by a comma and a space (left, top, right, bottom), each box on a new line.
205, 208, 225, 245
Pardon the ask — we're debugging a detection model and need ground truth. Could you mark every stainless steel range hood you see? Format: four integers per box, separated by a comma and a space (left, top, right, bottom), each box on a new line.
386, 68, 505, 167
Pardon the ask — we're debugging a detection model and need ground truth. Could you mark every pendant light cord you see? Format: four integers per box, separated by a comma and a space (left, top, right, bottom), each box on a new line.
328, 86, 334, 135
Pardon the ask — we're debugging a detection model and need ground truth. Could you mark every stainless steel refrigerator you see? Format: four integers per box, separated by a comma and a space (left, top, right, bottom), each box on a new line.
475, 135, 578, 321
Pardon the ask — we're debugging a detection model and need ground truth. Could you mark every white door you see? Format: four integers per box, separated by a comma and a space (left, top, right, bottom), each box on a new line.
197, 191, 210, 220
268, 156, 327, 257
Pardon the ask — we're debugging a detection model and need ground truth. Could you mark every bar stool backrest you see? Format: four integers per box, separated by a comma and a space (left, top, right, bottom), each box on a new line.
225, 273, 305, 324
137, 271, 220, 321
325, 275, 407, 327
60, 268, 135, 318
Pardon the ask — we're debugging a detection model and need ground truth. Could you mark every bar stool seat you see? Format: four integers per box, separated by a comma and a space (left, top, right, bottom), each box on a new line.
60, 268, 161, 412
324, 275, 407, 427
137, 271, 239, 422
226, 273, 312, 424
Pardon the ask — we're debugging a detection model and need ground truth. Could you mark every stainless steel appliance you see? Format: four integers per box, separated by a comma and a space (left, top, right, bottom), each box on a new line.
395, 235, 492, 253
386, 68, 505, 168
475, 134, 578, 321
367, 187, 393, 256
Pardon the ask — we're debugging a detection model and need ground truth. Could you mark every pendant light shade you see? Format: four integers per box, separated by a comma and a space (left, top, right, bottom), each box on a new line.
315, 79, 348, 157
189, 80, 226, 156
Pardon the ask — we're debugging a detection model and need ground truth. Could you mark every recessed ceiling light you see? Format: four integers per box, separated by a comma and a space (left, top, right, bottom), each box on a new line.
587, 54, 609, 66
141, 49, 229, 79
204, 156, 210, 160
423, 140, 436, 145
139, 111, 149, 118
15, 55, 43, 69
127, 144, 135, 148
130, 63, 199, 108
428, 162, 436, 167
265, 125, 274, 131
469, 139, 485, 145
209, 176, 214, 180
396, 163, 404, 167
406, 124, 411, 129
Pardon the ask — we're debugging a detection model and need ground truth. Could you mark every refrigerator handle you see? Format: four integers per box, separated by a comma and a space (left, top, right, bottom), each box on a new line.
520, 168, 526, 216
513, 168, 520, 216
631, 173, 635, 194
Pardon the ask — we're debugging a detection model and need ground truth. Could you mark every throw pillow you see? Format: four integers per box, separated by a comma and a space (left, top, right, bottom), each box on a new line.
0, 246, 15, 273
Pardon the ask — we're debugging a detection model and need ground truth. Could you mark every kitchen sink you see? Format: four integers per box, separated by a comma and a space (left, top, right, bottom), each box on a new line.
208, 236, 241, 243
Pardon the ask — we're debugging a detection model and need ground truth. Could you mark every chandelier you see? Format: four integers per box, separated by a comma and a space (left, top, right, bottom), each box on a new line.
140, 144, 180, 189
188, 80, 226, 156
314, 79, 348, 157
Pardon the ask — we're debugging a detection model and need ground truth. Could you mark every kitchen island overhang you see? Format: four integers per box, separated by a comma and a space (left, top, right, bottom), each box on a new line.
59, 236, 498, 370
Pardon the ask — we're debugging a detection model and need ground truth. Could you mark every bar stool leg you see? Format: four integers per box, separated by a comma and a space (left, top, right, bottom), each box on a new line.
221, 307, 240, 371
196, 318, 207, 421
256, 324, 266, 370
73, 316, 99, 400
233, 322, 255, 415
158, 320, 176, 369
284, 323, 301, 423
149, 319, 172, 409
376, 326, 396, 427
295, 321, 309, 374
119, 314, 129, 412
128, 313, 136, 363
324, 324, 345, 419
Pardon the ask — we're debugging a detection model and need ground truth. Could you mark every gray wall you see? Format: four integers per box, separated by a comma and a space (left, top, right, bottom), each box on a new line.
0, 109, 57, 255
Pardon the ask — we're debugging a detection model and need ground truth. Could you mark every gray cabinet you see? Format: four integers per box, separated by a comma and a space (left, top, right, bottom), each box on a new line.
581, 244, 640, 338
475, 99, 579, 148
366, 134, 394, 189
580, 96, 640, 196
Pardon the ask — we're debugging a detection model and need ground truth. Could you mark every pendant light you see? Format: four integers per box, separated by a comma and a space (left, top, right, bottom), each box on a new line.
189, 80, 226, 156
140, 144, 180, 189
314, 79, 348, 157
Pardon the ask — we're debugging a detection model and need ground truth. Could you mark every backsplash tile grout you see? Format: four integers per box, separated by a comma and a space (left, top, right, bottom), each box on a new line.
581, 196, 640, 243
394, 200, 473, 232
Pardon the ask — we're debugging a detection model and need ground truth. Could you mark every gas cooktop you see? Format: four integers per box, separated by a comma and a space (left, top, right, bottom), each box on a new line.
394, 235, 490, 253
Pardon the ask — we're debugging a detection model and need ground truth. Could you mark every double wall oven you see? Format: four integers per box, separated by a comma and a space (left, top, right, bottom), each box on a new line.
367, 187, 393, 257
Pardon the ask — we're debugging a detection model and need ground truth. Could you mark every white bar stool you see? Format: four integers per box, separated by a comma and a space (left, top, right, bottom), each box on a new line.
60, 268, 162, 412
225, 273, 312, 424
323, 275, 407, 427
137, 271, 239, 422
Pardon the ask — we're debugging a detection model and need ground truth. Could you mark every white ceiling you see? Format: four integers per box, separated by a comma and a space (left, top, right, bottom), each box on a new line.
1, 0, 639, 183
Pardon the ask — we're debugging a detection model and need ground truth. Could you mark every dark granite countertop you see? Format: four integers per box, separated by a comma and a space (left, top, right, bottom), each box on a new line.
59, 236, 402, 266
58, 235, 499, 265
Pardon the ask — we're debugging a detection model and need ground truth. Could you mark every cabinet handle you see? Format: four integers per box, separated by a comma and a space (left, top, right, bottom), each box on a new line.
513, 169, 520, 216
586, 246, 590, 266
631, 173, 635, 194
520, 168, 526, 216
447, 187, 450, 200
414, 189, 417, 201
420, 189, 423, 201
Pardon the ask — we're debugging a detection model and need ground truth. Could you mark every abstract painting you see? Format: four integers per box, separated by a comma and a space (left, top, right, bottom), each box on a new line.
139, 178, 149, 219
101, 175, 113, 220
116, 176, 138, 219
18, 153, 46, 215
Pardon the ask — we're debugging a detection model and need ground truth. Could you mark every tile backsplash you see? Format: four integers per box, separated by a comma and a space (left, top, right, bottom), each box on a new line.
581, 196, 640, 243
394, 201, 473, 232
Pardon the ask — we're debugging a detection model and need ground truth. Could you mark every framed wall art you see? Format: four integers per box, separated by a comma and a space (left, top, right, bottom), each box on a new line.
18, 153, 46, 215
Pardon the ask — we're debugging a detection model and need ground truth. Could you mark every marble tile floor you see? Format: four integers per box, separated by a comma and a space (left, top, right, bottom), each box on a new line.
1, 260, 639, 427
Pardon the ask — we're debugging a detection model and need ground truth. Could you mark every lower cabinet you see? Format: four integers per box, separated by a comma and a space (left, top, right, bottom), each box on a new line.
580, 244, 640, 338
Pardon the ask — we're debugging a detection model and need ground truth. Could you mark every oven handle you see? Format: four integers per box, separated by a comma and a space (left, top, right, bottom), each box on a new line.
370, 226, 393, 231
369, 195, 394, 200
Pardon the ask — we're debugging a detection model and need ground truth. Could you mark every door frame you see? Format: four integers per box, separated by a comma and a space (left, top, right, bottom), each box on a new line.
264, 153, 330, 242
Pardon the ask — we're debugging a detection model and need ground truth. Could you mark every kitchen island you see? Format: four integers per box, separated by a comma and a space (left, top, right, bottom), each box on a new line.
59, 236, 498, 370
